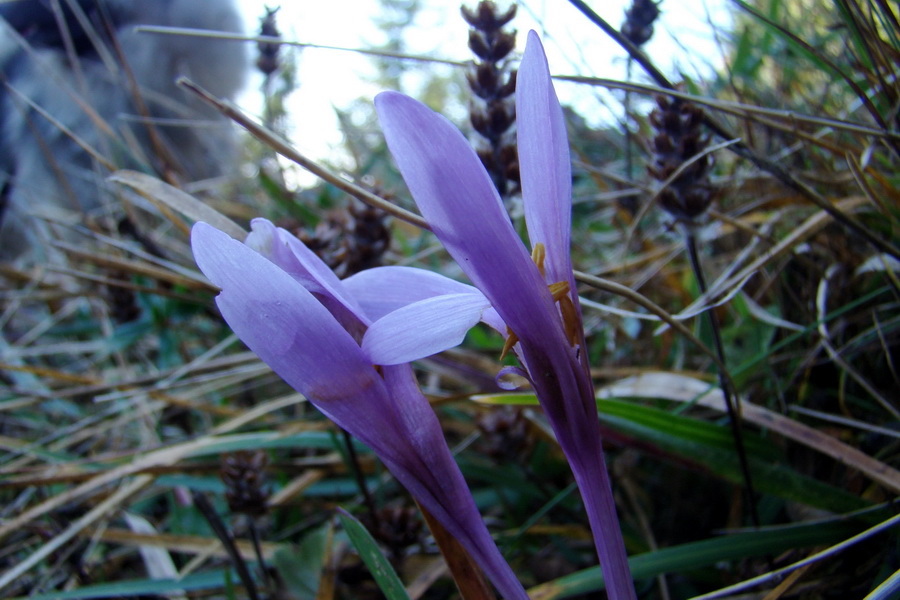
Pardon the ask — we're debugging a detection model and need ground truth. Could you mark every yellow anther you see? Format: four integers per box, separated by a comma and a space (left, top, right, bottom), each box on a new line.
548, 280, 579, 347
500, 327, 519, 360
558, 294, 581, 347
548, 280, 569, 301
494, 244, 581, 361
531, 243, 546, 278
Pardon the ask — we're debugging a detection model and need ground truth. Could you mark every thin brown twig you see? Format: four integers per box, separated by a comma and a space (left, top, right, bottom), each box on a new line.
137, 25, 466, 67
192, 492, 261, 600
684, 231, 760, 528
177, 78, 429, 230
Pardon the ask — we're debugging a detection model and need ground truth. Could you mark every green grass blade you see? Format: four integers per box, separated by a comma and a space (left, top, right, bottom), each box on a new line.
10, 570, 232, 600
338, 509, 412, 600
529, 508, 888, 599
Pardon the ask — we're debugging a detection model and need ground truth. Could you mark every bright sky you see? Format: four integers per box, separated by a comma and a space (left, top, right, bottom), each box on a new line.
232, 0, 733, 169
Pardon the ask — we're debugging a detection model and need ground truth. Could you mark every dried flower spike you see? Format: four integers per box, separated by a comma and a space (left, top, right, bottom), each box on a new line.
648, 94, 717, 225
477, 407, 534, 462
364, 505, 423, 562
296, 190, 392, 278
256, 6, 281, 76
621, 0, 661, 47
463, 1, 520, 198
221, 450, 270, 517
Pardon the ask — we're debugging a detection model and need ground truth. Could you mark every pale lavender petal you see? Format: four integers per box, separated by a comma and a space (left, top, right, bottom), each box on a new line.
247, 218, 368, 332
376, 91, 558, 345
194, 222, 530, 599
362, 292, 490, 365
343, 265, 478, 321
192, 222, 380, 402
518, 31, 573, 287
496, 365, 531, 390
481, 306, 506, 336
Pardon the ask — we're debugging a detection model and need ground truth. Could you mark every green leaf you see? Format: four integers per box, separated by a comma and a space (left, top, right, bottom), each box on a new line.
472, 393, 869, 515
338, 509, 412, 600
10, 570, 233, 600
530, 508, 887, 598
273, 523, 333, 599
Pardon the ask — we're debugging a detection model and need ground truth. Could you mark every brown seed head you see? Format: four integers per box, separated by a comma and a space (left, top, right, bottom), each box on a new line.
256, 7, 282, 76
220, 450, 270, 517
461, 1, 517, 31
477, 406, 534, 462
621, 0, 661, 47
364, 505, 423, 561
463, 1, 519, 198
648, 93, 716, 225
295, 188, 392, 278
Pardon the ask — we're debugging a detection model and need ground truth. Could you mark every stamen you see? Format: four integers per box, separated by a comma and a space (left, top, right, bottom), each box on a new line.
558, 294, 581, 347
548, 281, 569, 300
550, 280, 580, 346
531, 243, 546, 278
493, 245, 580, 361
500, 327, 519, 360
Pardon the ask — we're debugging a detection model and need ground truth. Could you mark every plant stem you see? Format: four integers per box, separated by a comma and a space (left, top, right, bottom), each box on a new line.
418, 503, 497, 600
684, 230, 760, 528
575, 443, 638, 600
247, 518, 271, 590
341, 428, 381, 533
192, 491, 261, 600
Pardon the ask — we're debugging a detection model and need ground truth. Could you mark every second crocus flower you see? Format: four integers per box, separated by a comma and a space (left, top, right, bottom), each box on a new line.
371, 31, 636, 599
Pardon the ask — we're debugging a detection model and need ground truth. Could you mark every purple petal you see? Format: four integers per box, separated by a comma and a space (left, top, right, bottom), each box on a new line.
246, 219, 335, 296
361, 292, 490, 364
343, 266, 478, 321
375, 91, 557, 345
195, 222, 530, 599
247, 218, 368, 331
481, 306, 506, 336
518, 31, 573, 288
374, 366, 530, 600
192, 222, 380, 402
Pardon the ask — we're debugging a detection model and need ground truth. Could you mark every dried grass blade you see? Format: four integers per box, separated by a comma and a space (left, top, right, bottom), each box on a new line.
0, 475, 154, 592
108, 170, 247, 241
599, 372, 900, 494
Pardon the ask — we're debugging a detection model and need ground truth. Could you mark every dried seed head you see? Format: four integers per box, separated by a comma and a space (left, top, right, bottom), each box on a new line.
468, 63, 500, 99
256, 7, 282, 76
463, 1, 520, 198
363, 505, 423, 561
621, 0, 661, 47
220, 450, 270, 517
295, 186, 392, 278
477, 407, 534, 462
648, 94, 717, 225
105, 270, 141, 323
461, 1, 517, 31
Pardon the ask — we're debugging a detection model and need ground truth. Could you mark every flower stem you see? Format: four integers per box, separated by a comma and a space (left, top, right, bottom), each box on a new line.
684, 230, 760, 528
418, 502, 496, 600
573, 441, 637, 600
341, 428, 382, 533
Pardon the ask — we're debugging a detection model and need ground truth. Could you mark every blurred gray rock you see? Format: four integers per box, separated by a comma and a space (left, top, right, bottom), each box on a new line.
0, 0, 248, 260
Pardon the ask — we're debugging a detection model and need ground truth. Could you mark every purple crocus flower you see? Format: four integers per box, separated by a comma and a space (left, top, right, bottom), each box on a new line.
191, 220, 528, 600
370, 31, 636, 599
